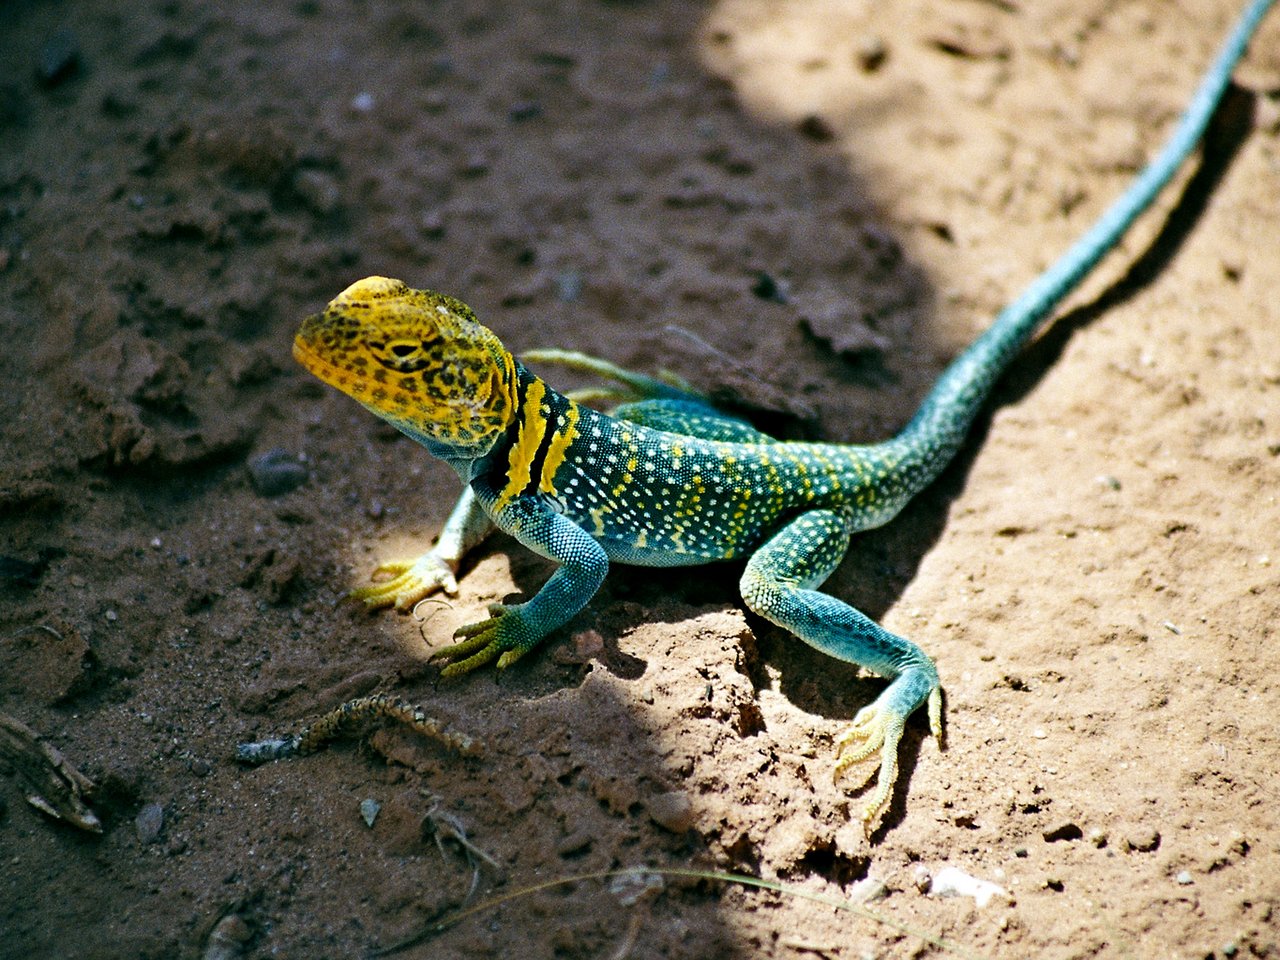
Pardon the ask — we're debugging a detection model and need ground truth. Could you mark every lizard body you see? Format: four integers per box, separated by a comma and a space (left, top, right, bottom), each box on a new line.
244, 0, 1273, 832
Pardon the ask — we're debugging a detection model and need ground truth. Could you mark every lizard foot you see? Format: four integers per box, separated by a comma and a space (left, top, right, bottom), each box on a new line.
347, 553, 459, 611
834, 683, 942, 836
430, 603, 537, 678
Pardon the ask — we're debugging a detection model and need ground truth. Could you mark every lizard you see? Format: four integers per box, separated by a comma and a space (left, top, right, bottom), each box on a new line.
238, 0, 1274, 833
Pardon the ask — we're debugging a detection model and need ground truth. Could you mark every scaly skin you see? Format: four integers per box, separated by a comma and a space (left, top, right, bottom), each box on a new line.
252, 0, 1273, 834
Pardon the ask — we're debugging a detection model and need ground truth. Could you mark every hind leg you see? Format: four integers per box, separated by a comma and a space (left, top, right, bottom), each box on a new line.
739, 509, 942, 834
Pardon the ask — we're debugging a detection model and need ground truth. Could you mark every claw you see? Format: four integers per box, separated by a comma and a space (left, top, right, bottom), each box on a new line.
834, 703, 905, 835
834, 685, 943, 837
346, 553, 460, 611
430, 603, 525, 677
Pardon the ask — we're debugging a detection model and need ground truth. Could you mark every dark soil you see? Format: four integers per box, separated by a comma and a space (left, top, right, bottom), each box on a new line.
2, 1, 1278, 958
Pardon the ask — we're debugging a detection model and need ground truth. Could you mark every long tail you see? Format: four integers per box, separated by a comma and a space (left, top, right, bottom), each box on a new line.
881, 0, 1273, 496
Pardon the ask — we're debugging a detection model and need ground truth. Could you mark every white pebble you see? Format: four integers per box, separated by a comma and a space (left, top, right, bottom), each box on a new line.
930, 866, 1010, 907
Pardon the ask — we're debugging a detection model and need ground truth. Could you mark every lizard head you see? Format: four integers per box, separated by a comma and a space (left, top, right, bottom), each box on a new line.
294, 276, 517, 458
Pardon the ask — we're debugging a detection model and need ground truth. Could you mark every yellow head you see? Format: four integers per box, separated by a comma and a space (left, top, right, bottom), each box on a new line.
294, 277, 517, 457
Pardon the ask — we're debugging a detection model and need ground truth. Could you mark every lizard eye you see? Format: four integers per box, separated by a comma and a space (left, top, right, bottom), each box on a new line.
375, 339, 435, 373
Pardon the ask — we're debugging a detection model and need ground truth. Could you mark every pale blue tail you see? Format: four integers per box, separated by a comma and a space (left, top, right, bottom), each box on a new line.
885, 0, 1273, 495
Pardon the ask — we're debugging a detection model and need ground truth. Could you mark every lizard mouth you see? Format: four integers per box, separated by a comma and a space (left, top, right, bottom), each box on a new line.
292, 326, 363, 399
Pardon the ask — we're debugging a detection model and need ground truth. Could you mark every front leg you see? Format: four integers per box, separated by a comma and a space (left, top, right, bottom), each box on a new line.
349, 486, 493, 611
431, 496, 608, 677
739, 509, 942, 835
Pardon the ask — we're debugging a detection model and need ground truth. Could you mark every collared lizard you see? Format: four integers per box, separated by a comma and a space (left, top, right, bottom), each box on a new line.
239, 0, 1274, 833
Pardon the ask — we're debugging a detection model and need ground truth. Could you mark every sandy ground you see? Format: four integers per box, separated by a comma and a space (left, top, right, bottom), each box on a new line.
2, 1, 1279, 958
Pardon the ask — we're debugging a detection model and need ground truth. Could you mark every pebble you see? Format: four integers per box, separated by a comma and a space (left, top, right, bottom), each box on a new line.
1043, 821, 1083, 843
856, 35, 888, 72
247, 449, 308, 496
912, 864, 932, 894
1176, 870, 1193, 885
189, 758, 213, 777
1227, 830, 1249, 856
1123, 825, 1161, 853
359, 798, 380, 828
751, 270, 791, 303
135, 802, 164, 844
608, 868, 664, 907
797, 114, 836, 142
929, 866, 1010, 907
555, 829, 593, 857
849, 876, 889, 903
646, 791, 694, 833
203, 912, 252, 960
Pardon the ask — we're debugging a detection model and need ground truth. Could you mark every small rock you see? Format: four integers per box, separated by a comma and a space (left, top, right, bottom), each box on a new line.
797, 113, 835, 142
849, 876, 889, 903
646, 791, 694, 833
203, 912, 252, 960
751, 271, 790, 303
555, 828, 593, 857
36, 29, 81, 88
1043, 822, 1083, 843
856, 35, 888, 72
360, 798, 380, 828
929, 866, 1010, 907
1176, 870, 1193, 885
135, 802, 164, 844
247, 449, 308, 496
608, 868, 664, 907
912, 864, 932, 894
1087, 827, 1108, 848
189, 757, 212, 777
1123, 826, 1161, 853
1227, 831, 1249, 857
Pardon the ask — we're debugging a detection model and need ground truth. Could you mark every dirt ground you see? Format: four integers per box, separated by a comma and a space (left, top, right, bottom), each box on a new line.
2, 1, 1279, 957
